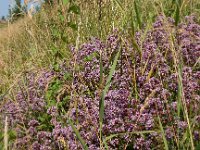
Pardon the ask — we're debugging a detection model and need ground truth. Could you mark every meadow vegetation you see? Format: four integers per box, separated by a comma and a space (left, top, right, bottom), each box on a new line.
0, 0, 200, 149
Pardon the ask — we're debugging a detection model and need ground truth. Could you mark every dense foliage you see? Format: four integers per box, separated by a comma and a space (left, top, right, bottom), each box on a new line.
0, 15, 199, 149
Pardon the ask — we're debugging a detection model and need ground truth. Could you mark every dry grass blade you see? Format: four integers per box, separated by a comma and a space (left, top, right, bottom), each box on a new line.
4, 116, 8, 150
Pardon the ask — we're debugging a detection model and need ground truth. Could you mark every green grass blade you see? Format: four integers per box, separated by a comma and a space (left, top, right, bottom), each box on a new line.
130, 10, 142, 55
68, 119, 89, 150
158, 116, 169, 150
100, 52, 103, 84
177, 60, 183, 119
174, 0, 181, 26
177, 58, 195, 150
134, 0, 142, 29
99, 49, 121, 125
99, 48, 120, 148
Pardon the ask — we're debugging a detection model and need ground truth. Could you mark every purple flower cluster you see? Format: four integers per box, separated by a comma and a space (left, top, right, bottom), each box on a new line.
66, 15, 200, 149
0, 15, 199, 149
0, 71, 58, 149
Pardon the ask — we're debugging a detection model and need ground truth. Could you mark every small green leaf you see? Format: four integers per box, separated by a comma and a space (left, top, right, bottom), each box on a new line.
52, 28, 60, 37
68, 4, 80, 14
58, 9, 65, 22
67, 22, 78, 31
63, 0, 69, 5
59, 14, 65, 22
8, 130, 17, 140
53, 63, 60, 71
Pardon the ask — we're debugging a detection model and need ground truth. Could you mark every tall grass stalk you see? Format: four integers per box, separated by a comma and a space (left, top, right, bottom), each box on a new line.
99, 48, 121, 149
72, 16, 81, 124
170, 28, 195, 149
4, 116, 8, 150
177, 60, 195, 150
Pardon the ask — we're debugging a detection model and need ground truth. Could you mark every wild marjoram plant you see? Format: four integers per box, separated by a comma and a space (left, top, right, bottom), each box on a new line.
1, 15, 199, 149
0, 0, 200, 150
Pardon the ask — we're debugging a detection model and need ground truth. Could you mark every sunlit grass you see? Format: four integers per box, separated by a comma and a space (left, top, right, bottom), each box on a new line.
0, 0, 199, 149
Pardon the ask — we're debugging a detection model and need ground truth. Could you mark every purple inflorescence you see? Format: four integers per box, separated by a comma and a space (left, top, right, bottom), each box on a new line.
65, 15, 200, 149
0, 15, 200, 149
